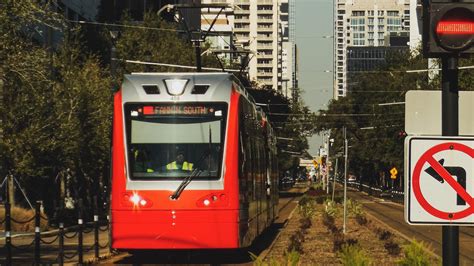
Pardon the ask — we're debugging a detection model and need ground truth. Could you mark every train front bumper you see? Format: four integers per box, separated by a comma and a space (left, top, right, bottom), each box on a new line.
111, 209, 239, 249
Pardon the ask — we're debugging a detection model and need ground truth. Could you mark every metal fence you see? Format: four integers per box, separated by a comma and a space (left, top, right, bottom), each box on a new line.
1, 198, 110, 265
346, 180, 404, 204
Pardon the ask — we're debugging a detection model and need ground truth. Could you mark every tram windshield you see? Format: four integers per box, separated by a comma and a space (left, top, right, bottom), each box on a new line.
125, 103, 227, 180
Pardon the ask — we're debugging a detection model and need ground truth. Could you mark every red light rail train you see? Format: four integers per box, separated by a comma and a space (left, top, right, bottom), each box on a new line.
110, 72, 279, 251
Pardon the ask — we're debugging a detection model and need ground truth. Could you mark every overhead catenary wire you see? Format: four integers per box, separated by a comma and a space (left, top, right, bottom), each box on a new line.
69, 20, 185, 33
118, 59, 240, 72
268, 112, 404, 116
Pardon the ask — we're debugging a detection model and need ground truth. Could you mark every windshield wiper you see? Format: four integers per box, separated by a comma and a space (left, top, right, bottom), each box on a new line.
169, 168, 202, 200
169, 149, 210, 200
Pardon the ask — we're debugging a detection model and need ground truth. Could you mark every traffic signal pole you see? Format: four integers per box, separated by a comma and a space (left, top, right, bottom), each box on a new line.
441, 56, 459, 266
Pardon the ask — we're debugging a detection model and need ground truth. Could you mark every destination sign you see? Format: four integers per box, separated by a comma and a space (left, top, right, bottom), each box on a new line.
141, 105, 215, 116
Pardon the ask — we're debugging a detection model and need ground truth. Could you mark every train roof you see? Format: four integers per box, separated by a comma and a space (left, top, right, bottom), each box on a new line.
120, 72, 259, 105
125, 72, 234, 85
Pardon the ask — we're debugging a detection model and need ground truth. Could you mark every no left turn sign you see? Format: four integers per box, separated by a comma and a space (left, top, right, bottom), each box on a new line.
405, 136, 474, 225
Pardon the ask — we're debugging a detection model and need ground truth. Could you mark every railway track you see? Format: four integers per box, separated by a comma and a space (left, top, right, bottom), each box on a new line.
348, 189, 474, 264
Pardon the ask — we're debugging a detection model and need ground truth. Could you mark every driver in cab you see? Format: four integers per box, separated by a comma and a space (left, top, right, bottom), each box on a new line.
166, 150, 193, 171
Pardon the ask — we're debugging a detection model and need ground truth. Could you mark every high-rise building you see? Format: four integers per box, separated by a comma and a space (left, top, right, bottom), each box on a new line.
409, 0, 422, 51
98, 0, 201, 31
201, 0, 281, 90
334, 0, 410, 99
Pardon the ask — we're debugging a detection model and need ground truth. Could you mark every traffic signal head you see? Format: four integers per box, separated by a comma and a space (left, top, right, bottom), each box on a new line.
423, 0, 474, 57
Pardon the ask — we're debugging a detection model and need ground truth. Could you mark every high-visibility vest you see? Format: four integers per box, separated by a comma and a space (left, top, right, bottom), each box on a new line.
166, 161, 193, 170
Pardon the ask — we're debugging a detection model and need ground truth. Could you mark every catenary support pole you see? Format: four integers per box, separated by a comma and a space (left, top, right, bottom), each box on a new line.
326, 130, 331, 194
343, 127, 348, 234
441, 56, 459, 266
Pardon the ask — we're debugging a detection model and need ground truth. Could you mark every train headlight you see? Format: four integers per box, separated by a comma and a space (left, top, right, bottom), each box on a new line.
164, 79, 188, 96
123, 192, 153, 208
130, 193, 141, 205
196, 193, 229, 207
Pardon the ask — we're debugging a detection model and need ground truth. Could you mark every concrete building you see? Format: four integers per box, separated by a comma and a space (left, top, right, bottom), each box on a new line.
334, 0, 410, 99
98, 0, 202, 31
278, 0, 297, 100
347, 33, 409, 86
409, 0, 423, 52
60, 0, 101, 21
201, 0, 281, 90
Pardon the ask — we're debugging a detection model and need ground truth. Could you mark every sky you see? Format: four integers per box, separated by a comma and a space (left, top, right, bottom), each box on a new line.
295, 0, 334, 155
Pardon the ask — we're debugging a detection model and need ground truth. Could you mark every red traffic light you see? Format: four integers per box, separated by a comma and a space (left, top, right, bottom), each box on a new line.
423, 1, 474, 56
436, 21, 474, 35
433, 6, 474, 52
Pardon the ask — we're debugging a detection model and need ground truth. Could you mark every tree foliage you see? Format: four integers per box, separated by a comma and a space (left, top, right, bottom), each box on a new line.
0, 2, 111, 215
246, 85, 316, 172
315, 50, 435, 187
114, 12, 221, 76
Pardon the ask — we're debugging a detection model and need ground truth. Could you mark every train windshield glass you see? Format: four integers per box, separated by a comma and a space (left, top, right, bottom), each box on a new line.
125, 103, 227, 180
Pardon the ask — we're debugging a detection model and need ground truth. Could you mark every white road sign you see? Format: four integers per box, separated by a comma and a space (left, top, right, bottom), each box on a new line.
405, 136, 474, 225
405, 90, 474, 135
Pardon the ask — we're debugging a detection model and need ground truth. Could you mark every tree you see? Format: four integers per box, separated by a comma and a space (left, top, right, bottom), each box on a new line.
0, 2, 112, 216
113, 12, 221, 76
245, 83, 316, 172
315, 49, 435, 188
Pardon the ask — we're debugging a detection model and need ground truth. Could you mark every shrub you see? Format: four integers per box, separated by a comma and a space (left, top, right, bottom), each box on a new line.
315, 195, 327, 204
324, 199, 338, 217
286, 249, 301, 266
312, 182, 324, 191
339, 244, 372, 266
385, 240, 401, 256
355, 214, 368, 226
347, 199, 364, 217
298, 196, 316, 219
299, 217, 312, 230
322, 212, 335, 228
346, 238, 359, 246
379, 230, 393, 241
288, 230, 305, 253
0, 206, 48, 232
307, 184, 326, 197
298, 194, 313, 206
333, 232, 345, 252
398, 240, 435, 266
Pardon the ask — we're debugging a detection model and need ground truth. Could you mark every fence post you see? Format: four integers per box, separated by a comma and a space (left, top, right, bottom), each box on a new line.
58, 199, 64, 266
93, 196, 99, 259
107, 214, 112, 253
78, 199, 83, 265
34, 201, 41, 265
5, 201, 12, 265
58, 222, 64, 266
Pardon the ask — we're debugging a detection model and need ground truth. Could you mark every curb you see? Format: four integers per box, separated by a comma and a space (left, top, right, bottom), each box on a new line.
364, 210, 441, 261
258, 202, 299, 262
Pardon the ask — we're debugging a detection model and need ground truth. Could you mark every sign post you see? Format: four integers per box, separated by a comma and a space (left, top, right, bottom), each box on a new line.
417, 1, 473, 264
441, 55, 459, 266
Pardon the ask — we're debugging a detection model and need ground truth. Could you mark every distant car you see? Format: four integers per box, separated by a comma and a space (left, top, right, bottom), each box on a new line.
279, 176, 294, 190
348, 174, 357, 182
296, 174, 307, 182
